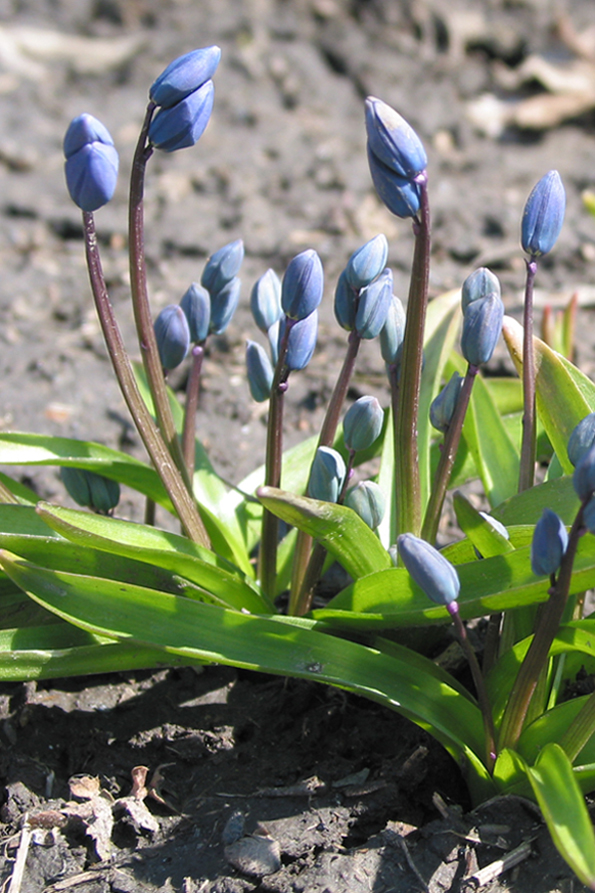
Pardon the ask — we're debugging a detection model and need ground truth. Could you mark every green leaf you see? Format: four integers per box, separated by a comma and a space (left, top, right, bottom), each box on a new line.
453, 492, 515, 558
492, 475, 580, 527
466, 373, 519, 506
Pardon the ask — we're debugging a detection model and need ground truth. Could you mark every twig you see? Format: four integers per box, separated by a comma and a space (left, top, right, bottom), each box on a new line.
7, 815, 31, 893
468, 839, 534, 887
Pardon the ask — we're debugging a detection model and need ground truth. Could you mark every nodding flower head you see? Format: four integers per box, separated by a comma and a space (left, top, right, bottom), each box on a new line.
149, 78, 215, 152
283, 310, 318, 371
531, 508, 568, 578
150, 46, 221, 109
365, 97, 427, 181
251, 269, 283, 334
343, 396, 384, 453
281, 249, 324, 321
461, 267, 501, 313
344, 481, 385, 530
64, 113, 119, 212
201, 239, 244, 296
180, 282, 210, 344
397, 534, 460, 607
154, 304, 190, 370
308, 446, 346, 503
430, 372, 464, 433
345, 234, 389, 291
521, 170, 566, 258
355, 268, 393, 340
246, 340, 274, 403
567, 413, 595, 468
460, 292, 504, 367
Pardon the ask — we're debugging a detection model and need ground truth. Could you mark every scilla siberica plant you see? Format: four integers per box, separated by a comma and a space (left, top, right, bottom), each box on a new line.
0, 45, 594, 887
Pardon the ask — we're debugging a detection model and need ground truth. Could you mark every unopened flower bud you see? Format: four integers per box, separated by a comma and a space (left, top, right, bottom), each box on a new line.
355, 268, 393, 340
281, 249, 324, 321
461, 292, 504, 367
209, 276, 241, 335
573, 441, 595, 501
521, 170, 565, 258
246, 340, 274, 402
365, 97, 427, 180
334, 270, 357, 332
380, 295, 406, 365
150, 46, 221, 108
568, 413, 595, 468
201, 239, 244, 296
308, 446, 346, 503
430, 372, 464, 433
60, 467, 120, 514
154, 304, 190, 370
284, 310, 318, 371
367, 145, 422, 219
180, 282, 210, 343
461, 267, 501, 312
531, 508, 568, 577
148, 78, 214, 152
345, 234, 389, 290
397, 533, 460, 606
583, 496, 595, 535
344, 481, 385, 529
64, 113, 119, 212
251, 269, 282, 333
343, 395, 384, 453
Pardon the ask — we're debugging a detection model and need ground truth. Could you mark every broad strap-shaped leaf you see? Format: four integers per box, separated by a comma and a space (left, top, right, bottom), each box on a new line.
257, 486, 392, 579
466, 373, 519, 506
492, 475, 580, 527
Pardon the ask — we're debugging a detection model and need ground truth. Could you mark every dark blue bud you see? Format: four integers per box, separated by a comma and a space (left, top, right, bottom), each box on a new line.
430, 372, 464, 433
334, 269, 357, 332
380, 295, 406, 365
60, 467, 120, 514
281, 249, 324, 321
308, 446, 346, 503
148, 78, 214, 152
583, 496, 595, 535
398, 534, 460, 606
531, 508, 568, 577
461, 267, 501, 313
209, 276, 241, 335
344, 481, 385, 529
202, 239, 244, 296
154, 304, 190, 370
284, 311, 318, 371
64, 114, 118, 212
343, 396, 384, 453
246, 340, 274, 403
250, 269, 282, 333
365, 97, 427, 180
180, 282, 210, 343
521, 170, 566, 258
568, 413, 595, 468
461, 292, 504, 367
355, 268, 393, 340
150, 46, 221, 108
345, 234, 389, 290
367, 145, 421, 219
573, 441, 595, 501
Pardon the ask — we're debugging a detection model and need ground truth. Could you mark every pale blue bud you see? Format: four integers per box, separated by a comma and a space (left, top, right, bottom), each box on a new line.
60, 467, 120, 514
284, 311, 318, 371
180, 282, 210, 343
154, 304, 190, 370
334, 270, 357, 332
521, 170, 566, 258
209, 276, 241, 335
308, 446, 346, 503
531, 508, 568, 577
397, 533, 460, 606
380, 295, 406, 365
345, 234, 389, 290
251, 269, 282, 334
430, 372, 464, 433
461, 292, 504, 367
568, 413, 595, 468
344, 481, 385, 529
64, 114, 119, 212
150, 46, 221, 108
246, 340, 274, 402
343, 396, 384, 453
148, 78, 214, 152
367, 145, 422, 219
461, 267, 501, 313
281, 249, 324, 321
202, 239, 244, 296
355, 268, 393, 340
365, 97, 427, 180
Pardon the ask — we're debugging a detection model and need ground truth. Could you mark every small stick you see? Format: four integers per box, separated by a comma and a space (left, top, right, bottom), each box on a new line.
7, 815, 31, 893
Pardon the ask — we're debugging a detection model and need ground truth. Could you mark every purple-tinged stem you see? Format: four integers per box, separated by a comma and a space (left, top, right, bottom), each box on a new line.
519, 258, 538, 492
182, 345, 204, 479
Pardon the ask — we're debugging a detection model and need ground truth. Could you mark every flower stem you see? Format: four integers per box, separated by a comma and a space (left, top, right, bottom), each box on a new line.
519, 258, 538, 492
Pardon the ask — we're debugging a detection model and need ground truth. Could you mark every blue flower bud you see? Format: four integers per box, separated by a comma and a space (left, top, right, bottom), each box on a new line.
284, 310, 318, 371
267, 319, 280, 367
308, 446, 346, 503
345, 234, 389, 290
202, 239, 244, 296
246, 340, 274, 403
380, 295, 406, 365
64, 114, 119, 212
568, 412, 595, 468
344, 481, 385, 529
367, 145, 422, 219
334, 270, 357, 332
397, 533, 460, 606
209, 276, 241, 335
430, 372, 464, 433
150, 46, 221, 108
180, 282, 210, 343
573, 441, 595, 501
461, 267, 501, 313
343, 395, 384, 453
281, 249, 324, 321
60, 467, 120, 514
521, 170, 566, 258
154, 304, 190, 370
583, 496, 595, 535
531, 508, 568, 577
460, 292, 504, 367
250, 269, 282, 333
355, 268, 393, 340
365, 97, 427, 180
148, 78, 214, 152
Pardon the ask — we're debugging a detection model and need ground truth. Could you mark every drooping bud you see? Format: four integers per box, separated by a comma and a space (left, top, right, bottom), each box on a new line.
460, 292, 504, 367
583, 496, 595, 535
334, 270, 357, 332
201, 239, 244, 296
246, 340, 274, 403
154, 304, 190, 370
397, 533, 460, 606
365, 97, 427, 181
531, 508, 568, 577
573, 441, 595, 502
308, 446, 346, 503
60, 467, 120, 514
250, 269, 282, 334
209, 276, 241, 335
281, 249, 324, 321
430, 372, 464, 433
345, 234, 389, 291
461, 267, 501, 313
63, 113, 119, 212
180, 282, 210, 343
284, 310, 318, 371
343, 395, 384, 453
367, 146, 422, 219
344, 481, 385, 529
380, 294, 406, 365
521, 170, 566, 258
567, 413, 595, 468
148, 79, 214, 152
149, 46, 221, 108
355, 268, 393, 340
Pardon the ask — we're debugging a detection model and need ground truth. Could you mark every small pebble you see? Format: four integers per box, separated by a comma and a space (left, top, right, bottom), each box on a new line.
224, 835, 281, 877
222, 810, 245, 845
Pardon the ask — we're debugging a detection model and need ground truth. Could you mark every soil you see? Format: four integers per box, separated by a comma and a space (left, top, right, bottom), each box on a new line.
1, 0, 595, 890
